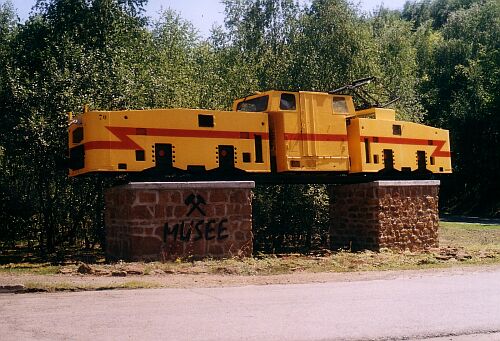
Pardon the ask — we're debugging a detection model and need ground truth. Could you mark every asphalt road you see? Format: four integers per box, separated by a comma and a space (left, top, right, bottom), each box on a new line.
1, 268, 500, 341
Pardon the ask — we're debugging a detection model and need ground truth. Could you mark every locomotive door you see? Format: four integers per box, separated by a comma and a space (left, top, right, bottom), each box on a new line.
299, 93, 317, 158
298, 92, 350, 171
155, 143, 173, 170
298, 93, 336, 157
218, 145, 235, 170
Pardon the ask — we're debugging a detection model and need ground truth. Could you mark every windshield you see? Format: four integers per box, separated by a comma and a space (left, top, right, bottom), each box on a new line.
332, 97, 349, 113
236, 95, 269, 112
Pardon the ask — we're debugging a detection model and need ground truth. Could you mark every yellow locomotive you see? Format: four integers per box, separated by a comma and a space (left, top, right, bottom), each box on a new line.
68, 83, 451, 179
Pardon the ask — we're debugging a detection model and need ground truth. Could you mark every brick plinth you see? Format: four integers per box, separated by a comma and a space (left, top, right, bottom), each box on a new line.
329, 181, 440, 252
105, 181, 254, 261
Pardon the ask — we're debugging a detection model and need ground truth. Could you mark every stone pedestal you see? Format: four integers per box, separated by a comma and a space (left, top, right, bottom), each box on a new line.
329, 181, 440, 252
105, 181, 254, 261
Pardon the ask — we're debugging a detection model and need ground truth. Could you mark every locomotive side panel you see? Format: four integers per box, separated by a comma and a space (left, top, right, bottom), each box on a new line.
69, 111, 113, 176
347, 113, 452, 173
69, 108, 271, 176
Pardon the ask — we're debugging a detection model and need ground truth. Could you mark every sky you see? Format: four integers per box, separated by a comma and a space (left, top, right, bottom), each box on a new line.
6, 0, 408, 37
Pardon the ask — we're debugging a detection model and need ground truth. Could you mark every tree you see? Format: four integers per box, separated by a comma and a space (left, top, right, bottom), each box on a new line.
418, 0, 500, 215
0, 0, 152, 253
370, 8, 424, 121
288, 0, 377, 91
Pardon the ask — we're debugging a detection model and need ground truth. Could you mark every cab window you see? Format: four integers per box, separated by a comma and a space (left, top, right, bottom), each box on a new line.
280, 93, 296, 110
72, 127, 84, 144
237, 95, 269, 112
332, 97, 349, 113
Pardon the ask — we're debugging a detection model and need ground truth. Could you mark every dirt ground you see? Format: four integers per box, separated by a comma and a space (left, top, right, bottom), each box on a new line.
2, 263, 500, 293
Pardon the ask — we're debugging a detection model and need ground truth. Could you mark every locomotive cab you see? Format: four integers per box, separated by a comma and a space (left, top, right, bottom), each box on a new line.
234, 91, 353, 173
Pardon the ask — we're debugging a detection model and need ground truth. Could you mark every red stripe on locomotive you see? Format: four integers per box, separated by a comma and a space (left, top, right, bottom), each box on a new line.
85, 126, 270, 151
360, 136, 451, 158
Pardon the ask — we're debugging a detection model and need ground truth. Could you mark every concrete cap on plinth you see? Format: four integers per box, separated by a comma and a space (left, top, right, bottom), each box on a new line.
117, 181, 255, 190
372, 180, 440, 187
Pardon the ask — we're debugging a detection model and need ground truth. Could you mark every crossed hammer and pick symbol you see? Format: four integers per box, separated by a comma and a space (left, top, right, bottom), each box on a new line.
184, 193, 207, 217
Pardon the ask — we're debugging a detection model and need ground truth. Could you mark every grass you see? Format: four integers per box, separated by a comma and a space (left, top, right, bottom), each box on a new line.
1, 220, 499, 292
0, 263, 61, 275
439, 221, 500, 230
439, 221, 500, 252
0, 244, 105, 265
21, 280, 162, 293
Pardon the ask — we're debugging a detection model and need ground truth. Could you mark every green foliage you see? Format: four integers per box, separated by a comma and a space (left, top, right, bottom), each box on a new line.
253, 184, 329, 252
418, 0, 500, 215
370, 8, 423, 121
148, 9, 201, 108
291, 0, 375, 91
402, 0, 482, 29
0, 0, 154, 253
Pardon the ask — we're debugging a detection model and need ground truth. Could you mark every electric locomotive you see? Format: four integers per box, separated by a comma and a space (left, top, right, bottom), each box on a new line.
68, 82, 452, 179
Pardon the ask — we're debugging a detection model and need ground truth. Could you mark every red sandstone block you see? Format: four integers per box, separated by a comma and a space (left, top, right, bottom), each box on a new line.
208, 244, 224, 257
138, 191, 158, 204
226, 204, 241, 215
199, 190, 210, 200
366, 188, 376, 199
104, 193, 115, 207
122, 190, 136, 205
153, 225, 163, 239
163, 205, 173, 218
174, 205, 188, 218
214, 204, 226, 217
104, 211, 113, 221
239, 219, 252, 231
222, 240, 236, 255
130, 226, 146, 235
355, 190, 366, 198
244, 230, 253, 241
162, 240, 185, 260
140, 219, 163, 226
237, 240, 253, 257
234, 231, 245, 241
185, 205, 207, 219
154, 205, 165, 219
210, 190, 228, 203
183, 241, 195, 258
170, 191, 182, 204
159, 191, 170, 203
119, 206, 131, 219
183, 190, 208, 204
129, 236, 162, 257
230, 189, 247, 203
131, 205, 153, 220
187, 239, 207, 258
241, 204, 252, 215
225, 241, 250, 257
229, 220, 241, 230
366, 198, 381, 206
377, 188, 386, 197
346, 198, 355, 205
